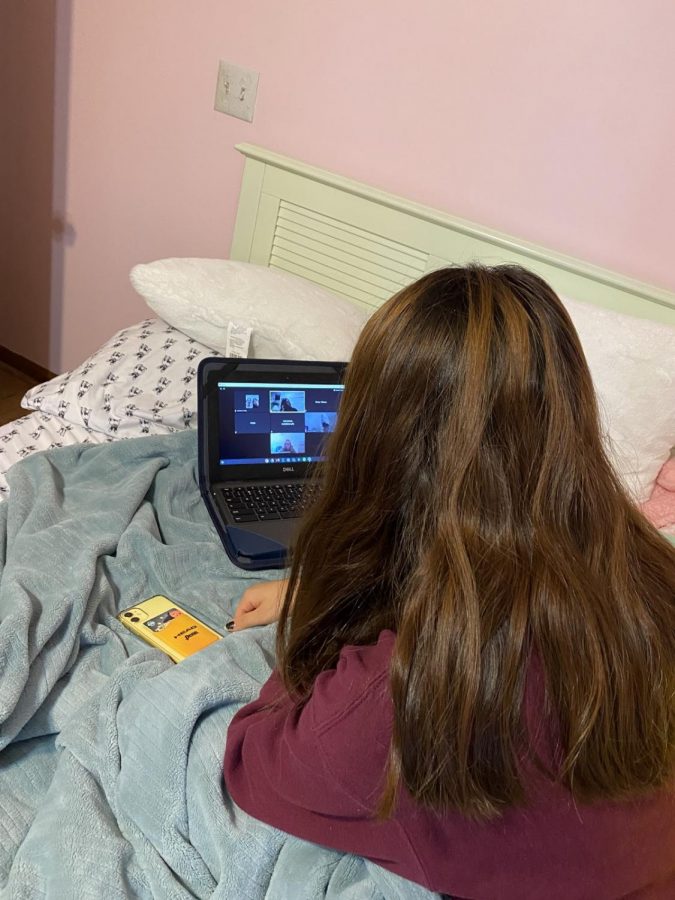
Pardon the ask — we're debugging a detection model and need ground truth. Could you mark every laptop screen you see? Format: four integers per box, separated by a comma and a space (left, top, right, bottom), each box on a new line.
216, 381, 344, 466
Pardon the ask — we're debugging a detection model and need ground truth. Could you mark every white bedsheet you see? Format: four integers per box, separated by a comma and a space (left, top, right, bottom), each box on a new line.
0, 412, 113, 499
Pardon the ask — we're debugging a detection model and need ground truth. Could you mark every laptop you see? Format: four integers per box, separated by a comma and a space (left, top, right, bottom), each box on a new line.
197, 357, 347, 570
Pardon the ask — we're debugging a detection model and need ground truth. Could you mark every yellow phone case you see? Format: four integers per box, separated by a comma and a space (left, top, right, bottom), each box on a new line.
117, 595, 222, 663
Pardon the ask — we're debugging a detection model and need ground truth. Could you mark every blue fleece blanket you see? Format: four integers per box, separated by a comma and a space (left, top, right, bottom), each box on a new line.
0, 432, 440, 900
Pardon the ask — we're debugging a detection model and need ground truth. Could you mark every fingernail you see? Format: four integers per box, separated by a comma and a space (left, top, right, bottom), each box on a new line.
225, 620, 235, 631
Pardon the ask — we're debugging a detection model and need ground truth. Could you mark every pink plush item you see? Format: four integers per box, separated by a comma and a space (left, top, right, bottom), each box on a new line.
641, 456, 675, 531
656, 456, 675, 491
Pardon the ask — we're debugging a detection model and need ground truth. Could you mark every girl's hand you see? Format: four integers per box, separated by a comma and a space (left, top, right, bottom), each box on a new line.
227, 579, 290, 631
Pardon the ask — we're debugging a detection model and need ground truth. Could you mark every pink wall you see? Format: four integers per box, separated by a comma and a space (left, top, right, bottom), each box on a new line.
6, 0, 675, 372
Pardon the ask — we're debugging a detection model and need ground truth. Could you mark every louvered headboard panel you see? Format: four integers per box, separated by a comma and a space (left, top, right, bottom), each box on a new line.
269, 201, 428, 308
230, 144, 675, 326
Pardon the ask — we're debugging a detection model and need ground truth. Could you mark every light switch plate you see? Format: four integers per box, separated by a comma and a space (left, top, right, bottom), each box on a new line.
214, 60, 259, 123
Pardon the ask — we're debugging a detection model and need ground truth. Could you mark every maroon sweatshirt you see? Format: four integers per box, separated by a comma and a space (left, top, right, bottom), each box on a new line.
224, 629, 675, 899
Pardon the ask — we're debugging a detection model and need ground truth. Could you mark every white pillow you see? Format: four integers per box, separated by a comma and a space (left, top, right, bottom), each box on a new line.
22, 319, 218, 437
561, 296, 675, 503
129, 258, 369, 361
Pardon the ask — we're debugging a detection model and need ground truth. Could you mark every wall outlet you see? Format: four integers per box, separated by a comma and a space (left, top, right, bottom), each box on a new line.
214, 60, 259, 122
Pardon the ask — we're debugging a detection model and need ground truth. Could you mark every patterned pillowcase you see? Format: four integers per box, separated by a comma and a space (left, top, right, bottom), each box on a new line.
22, 319, 219, 437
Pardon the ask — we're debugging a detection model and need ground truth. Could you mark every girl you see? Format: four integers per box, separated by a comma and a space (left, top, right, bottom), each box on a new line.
224, 266, 675, 899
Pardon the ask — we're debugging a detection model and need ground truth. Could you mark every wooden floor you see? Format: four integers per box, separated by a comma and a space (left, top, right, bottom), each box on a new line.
0, 362, 40, 426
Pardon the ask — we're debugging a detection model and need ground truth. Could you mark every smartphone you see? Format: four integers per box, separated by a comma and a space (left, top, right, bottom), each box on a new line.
117, 595, 222, 663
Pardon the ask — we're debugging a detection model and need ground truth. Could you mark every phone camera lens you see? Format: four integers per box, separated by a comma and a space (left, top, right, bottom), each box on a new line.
131, 616, 140, 623
123, 612, 133, 618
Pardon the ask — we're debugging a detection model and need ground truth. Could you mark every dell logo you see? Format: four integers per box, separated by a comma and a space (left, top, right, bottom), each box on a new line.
282, 466, 295, 472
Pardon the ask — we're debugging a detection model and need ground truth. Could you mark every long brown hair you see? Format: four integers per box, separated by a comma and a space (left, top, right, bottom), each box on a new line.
276, 265, 675, 820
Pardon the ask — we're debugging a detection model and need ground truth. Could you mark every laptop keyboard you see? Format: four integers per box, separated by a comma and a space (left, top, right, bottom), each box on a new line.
221, 483, 318, 523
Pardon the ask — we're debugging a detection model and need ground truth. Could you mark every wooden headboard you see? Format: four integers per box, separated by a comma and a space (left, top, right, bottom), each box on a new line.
230, 143, 675, 327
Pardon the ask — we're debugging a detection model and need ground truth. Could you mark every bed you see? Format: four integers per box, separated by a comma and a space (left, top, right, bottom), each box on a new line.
3, 144, 675, 520
0, 146, 674, 900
